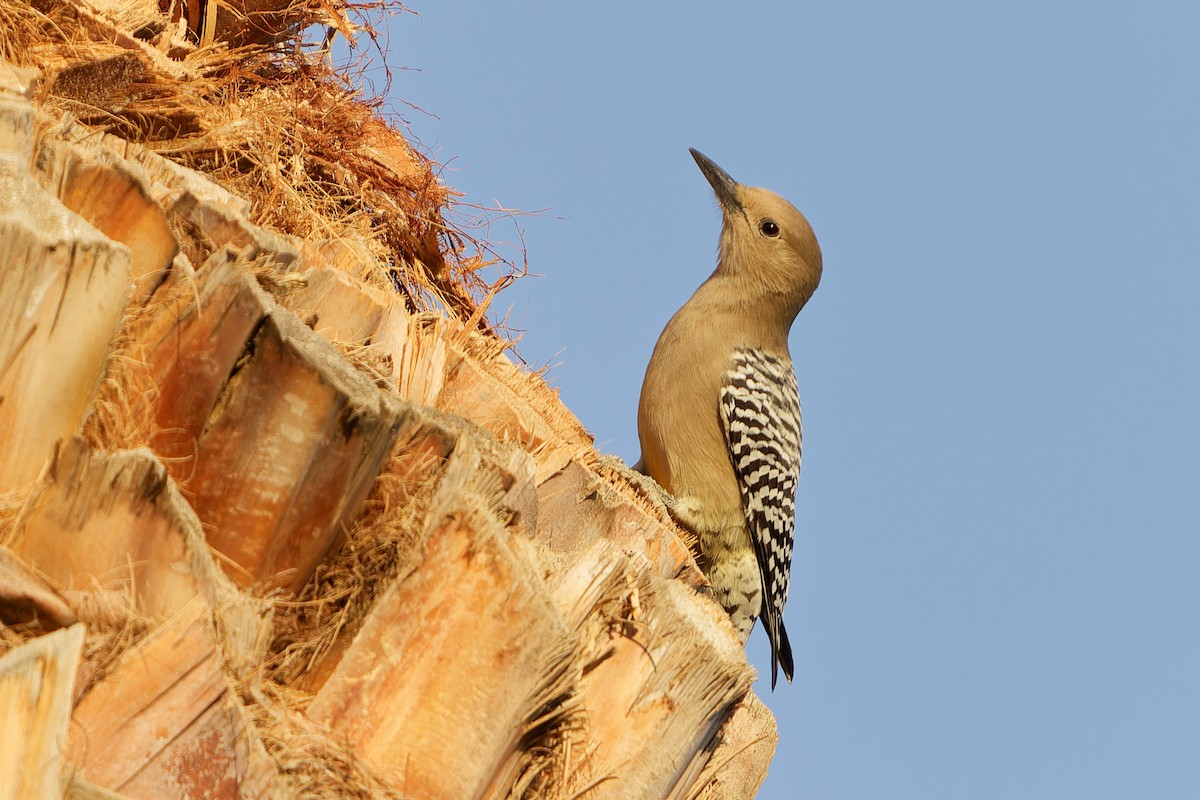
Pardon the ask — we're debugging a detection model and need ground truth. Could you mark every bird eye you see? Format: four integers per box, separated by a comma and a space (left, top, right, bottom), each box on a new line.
760, 220, 780, 237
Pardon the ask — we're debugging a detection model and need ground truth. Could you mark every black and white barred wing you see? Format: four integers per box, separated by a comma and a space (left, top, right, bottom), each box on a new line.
720, 348, 801, 685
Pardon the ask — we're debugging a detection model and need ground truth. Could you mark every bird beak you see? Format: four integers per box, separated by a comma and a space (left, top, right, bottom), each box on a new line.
690, 148, 744, 217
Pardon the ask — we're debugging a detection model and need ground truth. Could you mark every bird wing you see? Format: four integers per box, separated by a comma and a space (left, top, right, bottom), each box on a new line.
720, 347, 801, 686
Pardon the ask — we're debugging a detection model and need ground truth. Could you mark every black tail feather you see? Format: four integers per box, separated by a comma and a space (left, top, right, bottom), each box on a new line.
766, 613, 795, 690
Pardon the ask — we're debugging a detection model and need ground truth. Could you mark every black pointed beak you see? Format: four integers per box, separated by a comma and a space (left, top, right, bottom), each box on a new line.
690, 148, 744, 217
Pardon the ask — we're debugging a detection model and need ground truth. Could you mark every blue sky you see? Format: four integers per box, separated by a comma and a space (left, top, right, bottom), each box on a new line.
367, 3, 1200, 797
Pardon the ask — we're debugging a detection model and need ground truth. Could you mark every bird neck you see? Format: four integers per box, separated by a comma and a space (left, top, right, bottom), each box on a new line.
693, 270, 803, 345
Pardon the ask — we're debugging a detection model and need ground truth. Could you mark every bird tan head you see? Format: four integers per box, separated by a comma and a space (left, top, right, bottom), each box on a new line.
690, 148, 823, 318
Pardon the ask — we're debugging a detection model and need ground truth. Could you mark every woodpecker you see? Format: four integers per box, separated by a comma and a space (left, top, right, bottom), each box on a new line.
637, 149, 821, 688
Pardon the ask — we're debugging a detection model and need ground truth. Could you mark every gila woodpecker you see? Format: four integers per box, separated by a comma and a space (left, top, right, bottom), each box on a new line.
637, 149, 822, 688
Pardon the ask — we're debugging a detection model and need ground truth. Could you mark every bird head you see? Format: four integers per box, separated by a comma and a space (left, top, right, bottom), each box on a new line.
690, 148, 823, 316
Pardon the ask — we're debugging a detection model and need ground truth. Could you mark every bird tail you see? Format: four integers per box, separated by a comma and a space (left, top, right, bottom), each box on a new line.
765, 613, 795, 690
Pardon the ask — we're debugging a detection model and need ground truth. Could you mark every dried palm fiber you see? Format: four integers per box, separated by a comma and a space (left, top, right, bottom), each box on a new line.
0, 0, 517, 329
